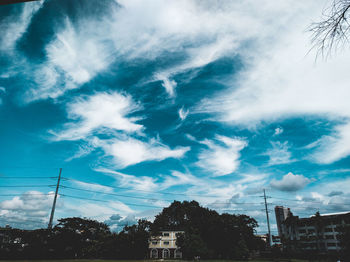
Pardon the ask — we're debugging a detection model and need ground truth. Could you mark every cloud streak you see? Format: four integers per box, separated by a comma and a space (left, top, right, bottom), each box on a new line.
196, 135, 247, 176
51, 91, 142, 141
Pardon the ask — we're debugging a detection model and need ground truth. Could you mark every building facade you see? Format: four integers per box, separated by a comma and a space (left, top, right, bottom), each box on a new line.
149, 231, 183, 259
275, 206, 350, 253
275, 206, 292, 239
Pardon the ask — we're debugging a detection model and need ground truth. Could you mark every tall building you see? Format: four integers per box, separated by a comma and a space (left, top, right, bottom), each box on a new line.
275, 206, 292, 238
275, 207, 350, 253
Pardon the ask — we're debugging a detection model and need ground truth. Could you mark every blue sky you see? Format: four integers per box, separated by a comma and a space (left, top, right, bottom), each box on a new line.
1, 0, 350, 234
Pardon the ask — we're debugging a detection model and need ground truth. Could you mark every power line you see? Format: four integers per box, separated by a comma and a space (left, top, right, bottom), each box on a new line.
0, 216, 47, 225
60, 194, 163, 209
61, 185, 269, 206
269, 196, 350, 206
62, 177, 223, 198
0, 176, 58, 179
0, 185, 55, 188
0, 193, 55, 197
60, 185, 176, 202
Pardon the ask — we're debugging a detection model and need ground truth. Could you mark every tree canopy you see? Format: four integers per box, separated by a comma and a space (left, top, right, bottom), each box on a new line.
0, 201, 262, 259
152, 200, 262, 259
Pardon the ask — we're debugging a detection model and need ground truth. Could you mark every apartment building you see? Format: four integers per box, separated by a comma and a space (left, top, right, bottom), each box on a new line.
275, 206, 292, 238
149, 231, 183, 259
275, 206, 350, 253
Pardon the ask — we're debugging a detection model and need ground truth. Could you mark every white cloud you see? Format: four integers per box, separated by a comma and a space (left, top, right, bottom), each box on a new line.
46, 19, 112, 84
65, 201, 133, 219
98, 137, 190, 168
25, 17, 114, 102
0, 1, 43, 51
95, 168, 157, 192
51, 91, 142, 141
193, 1, 350, 163
308, 122, 350, 164
155, 73, 177, 97
23, 0, 305, 101
159, 170, 200, 190
52, 91, 189, 167
270, 172, 311, 192
178, 107, 189, 121
95, 168, 266, 208
104, 214, 137, 232
70, 179, 113, 193
0, 191, 55, 229
265, 141, 293, 165
196, 135, 247, 176
274, 127, 283, 135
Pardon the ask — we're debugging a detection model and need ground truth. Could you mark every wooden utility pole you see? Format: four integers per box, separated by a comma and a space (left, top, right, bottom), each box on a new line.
48, 168, 62, 229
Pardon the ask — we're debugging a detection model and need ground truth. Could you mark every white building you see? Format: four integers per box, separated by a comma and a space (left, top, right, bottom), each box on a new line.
275, 206, 350, 253
149, 231, 183, 259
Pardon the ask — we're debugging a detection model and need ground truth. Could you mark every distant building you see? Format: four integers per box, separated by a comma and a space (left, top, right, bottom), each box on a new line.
149, 231, 183, 259
275, 206, 350, 253
256, 234, 281, 247
275, 206, 292, 238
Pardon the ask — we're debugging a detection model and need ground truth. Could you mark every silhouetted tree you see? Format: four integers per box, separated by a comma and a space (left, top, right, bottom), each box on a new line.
152, 200, 260, 259
51, 217, 111, 258
115, 219, 151, 259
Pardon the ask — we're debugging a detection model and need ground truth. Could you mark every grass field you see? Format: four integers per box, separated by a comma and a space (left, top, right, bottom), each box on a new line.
0, 259, 309, 262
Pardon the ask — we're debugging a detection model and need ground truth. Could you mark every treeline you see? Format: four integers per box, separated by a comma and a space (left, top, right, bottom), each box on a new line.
152, 201, 265, 259
0, 200, 264, 259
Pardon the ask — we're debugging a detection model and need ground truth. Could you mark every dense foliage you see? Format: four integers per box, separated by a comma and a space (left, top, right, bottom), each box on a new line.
152, 200, 262, 259
0, 201, 262, 259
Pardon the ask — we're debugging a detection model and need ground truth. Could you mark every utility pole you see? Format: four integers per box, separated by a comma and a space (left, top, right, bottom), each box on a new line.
48, 168, 62, 229
263, 188, 273, 247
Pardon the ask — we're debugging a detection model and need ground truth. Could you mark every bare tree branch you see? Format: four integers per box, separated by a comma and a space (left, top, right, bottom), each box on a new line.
309, 0, 350, 58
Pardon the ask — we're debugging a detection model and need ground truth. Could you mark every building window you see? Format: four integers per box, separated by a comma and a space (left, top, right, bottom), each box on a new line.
163, 232, 170, 236
151, 249, 158, 258
152, 241, 158, 245
299, 229, 306, 233
175, 249, 182, 258
324, 227, 333, 232
325, 235, 334, 239
163, 248, 170, 258
163, 241, 169, 245
327, 243, 336, 247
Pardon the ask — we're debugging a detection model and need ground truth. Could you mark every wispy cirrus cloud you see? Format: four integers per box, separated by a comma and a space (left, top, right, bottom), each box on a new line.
70, 179, 114, 193
264, 141, 294, 166
0, 1, 43, 52
25, 17, 115, 102
20, 0, 306, 101
193, 0, 350, 164
52, 91, 189, 168
307, 122, 350, 164
51, 91, 142, 141
97, 136, 190, 168
95, 168, 158, 192
178, 107, 189, 121
196, 135, 247, 176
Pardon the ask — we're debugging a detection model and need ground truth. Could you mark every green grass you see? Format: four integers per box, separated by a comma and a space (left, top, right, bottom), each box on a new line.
0, 259, 309, 262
